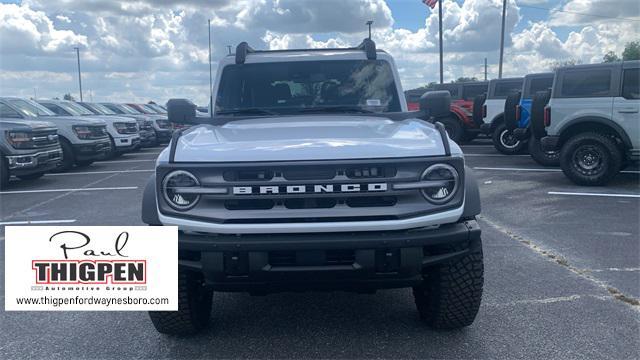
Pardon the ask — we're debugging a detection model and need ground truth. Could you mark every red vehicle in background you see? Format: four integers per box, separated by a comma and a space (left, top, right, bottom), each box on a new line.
405, 82, 488, 143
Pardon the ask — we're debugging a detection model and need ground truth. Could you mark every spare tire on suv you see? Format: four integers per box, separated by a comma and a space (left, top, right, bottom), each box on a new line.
503, 91, 521, 131
472, 93, 486, 128
528, 90, 559, 166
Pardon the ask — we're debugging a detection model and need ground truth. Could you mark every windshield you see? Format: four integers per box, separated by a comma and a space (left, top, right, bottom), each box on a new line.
121, 104, 143, 114
91, 103, 117, 115
103, 103, 138, 115
141, 104, 160, 114
148, 104, 167, 114
215, 60, 401, 115
64, 101, 95, 115
6, 98, 56, 117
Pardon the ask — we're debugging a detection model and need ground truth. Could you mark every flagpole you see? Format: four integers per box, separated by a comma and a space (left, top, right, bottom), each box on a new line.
438, 0, 443, 84
498, 0, 506, 79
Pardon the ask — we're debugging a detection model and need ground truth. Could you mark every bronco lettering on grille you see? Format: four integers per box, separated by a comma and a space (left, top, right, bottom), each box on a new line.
232, 183, 388, 195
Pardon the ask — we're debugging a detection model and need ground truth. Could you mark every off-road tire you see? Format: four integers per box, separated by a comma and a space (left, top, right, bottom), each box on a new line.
472, 93, 486, 127
17, 172, 45, 181
438, 117, 464, 144
149, 271, 213, 335
75, 160, 94, 167
53, 139, 75, 173
503, 92, 521, 130
528, 136, 559, 166
492, 122, 525, 155
530, 90, 551, 140
560, 132, 622, 186
413, 240, 484, 329
0, 155, 9, 190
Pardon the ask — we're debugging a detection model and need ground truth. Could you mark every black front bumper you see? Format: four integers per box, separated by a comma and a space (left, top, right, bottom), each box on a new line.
540, 135, 560, 152
72, 139, 111, 161
154, 129, 172, 143
179, 220, 481, 293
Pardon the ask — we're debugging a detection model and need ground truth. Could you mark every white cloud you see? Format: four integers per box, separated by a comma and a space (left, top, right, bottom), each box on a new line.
1, 0, 637, 103
548, 0, 640, 26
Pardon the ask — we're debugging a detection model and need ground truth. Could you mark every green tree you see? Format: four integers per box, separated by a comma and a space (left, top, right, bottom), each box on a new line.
453, 77, 478, 83
622, 41, 640, 61
603, 51, 621, 63
550, 59, 581, 71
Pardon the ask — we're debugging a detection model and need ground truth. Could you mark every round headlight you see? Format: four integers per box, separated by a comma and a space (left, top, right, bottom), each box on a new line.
162, 170, 200, 210
420, 164, 459, 204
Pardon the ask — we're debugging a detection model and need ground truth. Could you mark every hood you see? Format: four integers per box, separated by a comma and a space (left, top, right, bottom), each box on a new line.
0, 118, 57, 131
87, 115, 137, 124
168, 115, 459, 163
41, 115, 107, 126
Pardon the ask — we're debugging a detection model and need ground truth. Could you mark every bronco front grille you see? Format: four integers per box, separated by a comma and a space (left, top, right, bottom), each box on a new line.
156, 157, 464, 224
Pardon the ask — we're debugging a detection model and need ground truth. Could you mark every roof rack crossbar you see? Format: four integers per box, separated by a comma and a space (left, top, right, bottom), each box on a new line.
234, 38, 378, 64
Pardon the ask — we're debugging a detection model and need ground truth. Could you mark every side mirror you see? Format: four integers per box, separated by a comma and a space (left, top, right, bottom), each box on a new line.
167, 99, 197, 124
419, 90, 451, 119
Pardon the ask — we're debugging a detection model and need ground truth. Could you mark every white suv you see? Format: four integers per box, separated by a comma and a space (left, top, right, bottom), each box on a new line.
541, 60, 640, 185
477, 77, 523, 153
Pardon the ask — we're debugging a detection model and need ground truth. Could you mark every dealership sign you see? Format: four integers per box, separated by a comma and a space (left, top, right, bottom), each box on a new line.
5, 226, 177, 311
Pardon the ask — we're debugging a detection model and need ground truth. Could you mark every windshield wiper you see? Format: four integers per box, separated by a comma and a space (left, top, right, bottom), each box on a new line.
298, 106, 375, 114
216, 108, 278, 116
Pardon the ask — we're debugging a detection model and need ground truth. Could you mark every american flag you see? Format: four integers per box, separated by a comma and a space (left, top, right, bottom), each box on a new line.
422, 0, 438, 9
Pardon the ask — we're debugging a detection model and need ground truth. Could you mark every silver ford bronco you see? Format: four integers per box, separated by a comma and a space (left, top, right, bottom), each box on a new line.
142, 40, 483, 335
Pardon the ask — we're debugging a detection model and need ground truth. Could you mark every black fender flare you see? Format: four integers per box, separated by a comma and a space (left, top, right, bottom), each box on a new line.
141, 174, 162, 225
558, 116, 632, 149
462, 166, 481, 218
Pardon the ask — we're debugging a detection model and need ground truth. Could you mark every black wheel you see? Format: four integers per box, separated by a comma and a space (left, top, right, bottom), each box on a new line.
149, 271, 213, 335
438, 117, 464, 144
492, 123, 525, 155
471, 93, 486, 127
503, 92, 521, 130
0, 155, 9, 190
52, 139, 75, 173
107, 135, 119, 159
560, 132, 622, 186
75, 160, 94, 167
17, 172, 45, 181
413, 239, 484, 329
461, 131, 479, 143
528, 136, 559, 166
530, 90, 551, 140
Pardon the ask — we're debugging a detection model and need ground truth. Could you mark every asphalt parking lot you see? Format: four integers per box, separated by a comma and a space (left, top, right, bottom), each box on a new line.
1, 139, 638, 359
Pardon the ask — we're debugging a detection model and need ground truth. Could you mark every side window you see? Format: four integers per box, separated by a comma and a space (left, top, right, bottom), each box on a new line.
560, 69, 611, 97
0, 103, 22, 118
463, 85, 487, 100
493, 81, 522, 98
622, 68, 639, 100
41, 103, 67, 115
528, 77, 553, 96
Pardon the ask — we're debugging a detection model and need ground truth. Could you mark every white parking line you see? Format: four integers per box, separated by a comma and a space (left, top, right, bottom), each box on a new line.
465, 154, 530, 157
0, 219, 77, 225
548, 191, 640, 199
46, 169, 154, 176
474, 166, 640, 174
97, 159, 156, 164
0, 186, 138, 195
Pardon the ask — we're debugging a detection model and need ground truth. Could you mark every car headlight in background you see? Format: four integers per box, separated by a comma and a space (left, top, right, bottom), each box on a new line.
113, 122, 128, 134
73, 125, 92, 139
420, 163, 459, 204
6, 131, 34, 149
162, 170, 201, 210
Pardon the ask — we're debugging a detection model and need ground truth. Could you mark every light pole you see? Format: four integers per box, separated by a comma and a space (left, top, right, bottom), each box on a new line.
438, 0, 444, 84
227, 45, 232, 55
74, 47, 83, 101
208, 19, 213, 114
366, 20, 373, 39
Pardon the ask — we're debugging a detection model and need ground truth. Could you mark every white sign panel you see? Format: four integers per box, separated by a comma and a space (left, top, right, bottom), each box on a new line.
5, 226, 178, 311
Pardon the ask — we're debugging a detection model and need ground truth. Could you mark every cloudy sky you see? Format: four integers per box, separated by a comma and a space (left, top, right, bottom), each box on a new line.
0, 0, 638, 105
